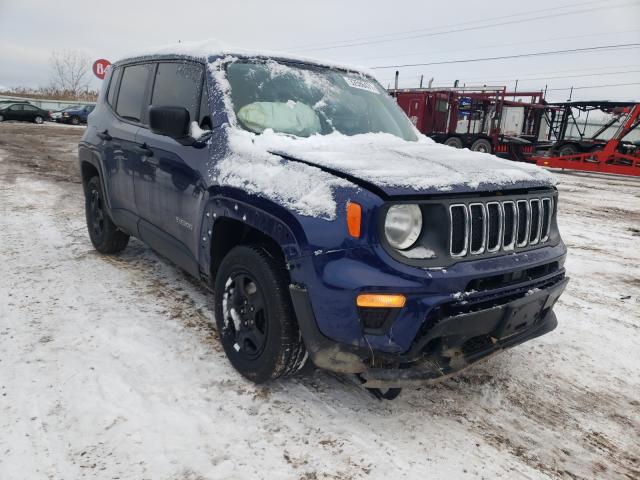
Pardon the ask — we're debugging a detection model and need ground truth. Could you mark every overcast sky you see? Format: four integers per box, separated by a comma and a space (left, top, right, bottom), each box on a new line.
1, 0, 638, 101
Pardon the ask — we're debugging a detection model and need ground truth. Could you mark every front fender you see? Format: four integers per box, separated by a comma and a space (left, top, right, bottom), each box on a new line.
197, 186, 310, 274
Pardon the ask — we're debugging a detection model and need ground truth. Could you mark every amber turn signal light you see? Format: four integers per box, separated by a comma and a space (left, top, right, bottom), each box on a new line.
356, 294, 406, 308
346, 201, 362, 238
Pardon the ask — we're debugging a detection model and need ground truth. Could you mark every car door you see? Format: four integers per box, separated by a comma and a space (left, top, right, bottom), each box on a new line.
99, 63, 154, 231
5, 104, 24, 120
133, 60, 208, 275
22, 104, 39, 121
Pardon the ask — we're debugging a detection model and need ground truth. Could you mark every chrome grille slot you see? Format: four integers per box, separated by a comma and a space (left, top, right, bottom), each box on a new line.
502, 201, 517, 250
541, 198, 552, 242
486, 202, 502, 252
449, 204, 468, 257
516, 200, 530, 247
445, 195, 553, 260
469, 203, 486, 254
529, 199, 542, 245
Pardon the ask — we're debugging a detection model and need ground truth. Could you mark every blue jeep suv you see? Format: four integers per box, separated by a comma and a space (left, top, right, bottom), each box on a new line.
79, 43, 568, 395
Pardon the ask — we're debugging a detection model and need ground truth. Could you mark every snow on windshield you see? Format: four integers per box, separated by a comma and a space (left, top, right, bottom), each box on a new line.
225, 60, 418, 141
205, 56, 355, 220
204, 56, 553, 220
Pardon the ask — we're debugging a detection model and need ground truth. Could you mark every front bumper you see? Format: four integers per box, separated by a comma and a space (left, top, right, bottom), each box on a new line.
291, 275, 568, 386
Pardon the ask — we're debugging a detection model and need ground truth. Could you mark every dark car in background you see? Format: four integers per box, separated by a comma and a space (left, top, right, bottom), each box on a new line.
51, 105, 95, 125
0, 102, 50, 124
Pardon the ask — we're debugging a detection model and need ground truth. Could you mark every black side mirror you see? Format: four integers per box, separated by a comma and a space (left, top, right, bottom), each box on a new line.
149, 105, 190, 140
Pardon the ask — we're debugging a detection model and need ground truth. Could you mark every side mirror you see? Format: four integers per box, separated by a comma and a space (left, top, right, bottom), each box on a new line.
149, 106, 190, 140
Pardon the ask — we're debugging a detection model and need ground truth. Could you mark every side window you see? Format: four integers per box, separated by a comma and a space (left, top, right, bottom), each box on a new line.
10, 104, 23, 111
23, 105, 37, 111
107, 67, 122, 107
199, 85, 211, 130
116, 64, 152, 122
151, 62, 203, 123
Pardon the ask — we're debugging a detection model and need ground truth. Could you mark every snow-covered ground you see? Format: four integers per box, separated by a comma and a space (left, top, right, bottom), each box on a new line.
0, 123, 638, 479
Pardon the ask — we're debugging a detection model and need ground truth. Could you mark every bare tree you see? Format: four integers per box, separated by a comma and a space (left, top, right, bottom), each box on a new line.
49, 50, 91, 99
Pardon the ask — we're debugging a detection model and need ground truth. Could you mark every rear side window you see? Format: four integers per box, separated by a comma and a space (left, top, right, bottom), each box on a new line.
151, 62, 203, 122
107, 67, 122, 107
116, 64, 152, 122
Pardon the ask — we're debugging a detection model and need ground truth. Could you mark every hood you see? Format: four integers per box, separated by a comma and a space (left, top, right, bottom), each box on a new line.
253, 131, 555, 197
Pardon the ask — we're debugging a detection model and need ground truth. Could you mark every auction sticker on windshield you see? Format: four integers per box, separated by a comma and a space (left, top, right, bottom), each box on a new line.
343, 76, 380, 94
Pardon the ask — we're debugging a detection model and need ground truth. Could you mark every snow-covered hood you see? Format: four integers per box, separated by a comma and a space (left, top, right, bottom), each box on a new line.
255, 131, 555, 197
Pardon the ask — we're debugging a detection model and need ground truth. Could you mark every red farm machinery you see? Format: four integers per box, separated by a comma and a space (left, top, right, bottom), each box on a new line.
533, 101, 640, 177
389, 86, 547, 162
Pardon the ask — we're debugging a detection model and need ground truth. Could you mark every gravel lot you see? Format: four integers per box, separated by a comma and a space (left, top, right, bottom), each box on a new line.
0, 122, 638, 480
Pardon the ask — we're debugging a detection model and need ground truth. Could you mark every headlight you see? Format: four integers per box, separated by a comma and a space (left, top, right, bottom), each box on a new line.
384, 204, 422, 250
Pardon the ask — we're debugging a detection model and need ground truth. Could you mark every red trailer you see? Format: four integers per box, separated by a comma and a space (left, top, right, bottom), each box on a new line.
533, 102, 640, 177
389, 86, 547, 161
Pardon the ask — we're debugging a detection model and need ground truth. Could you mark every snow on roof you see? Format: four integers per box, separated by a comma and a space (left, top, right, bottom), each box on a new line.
119, 39, 374, 77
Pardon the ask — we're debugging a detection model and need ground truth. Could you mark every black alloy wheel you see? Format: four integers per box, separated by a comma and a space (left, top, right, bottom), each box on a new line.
214, 245, 306, 383
89, 187, 105, 240
84, 176, 129, 253
221, 271, 269, 360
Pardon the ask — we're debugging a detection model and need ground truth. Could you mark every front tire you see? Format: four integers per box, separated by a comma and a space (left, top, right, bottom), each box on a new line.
71, 116, 80, 125
85, 176, 129, 253
0, 114, 4, 122
214, 245, 306, 383
34, 115, 44, 124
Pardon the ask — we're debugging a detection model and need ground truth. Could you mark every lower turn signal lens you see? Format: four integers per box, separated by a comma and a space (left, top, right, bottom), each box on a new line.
356, 294, 406, 308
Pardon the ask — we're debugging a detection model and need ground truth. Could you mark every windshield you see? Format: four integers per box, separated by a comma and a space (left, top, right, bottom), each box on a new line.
225, 60, 418, 141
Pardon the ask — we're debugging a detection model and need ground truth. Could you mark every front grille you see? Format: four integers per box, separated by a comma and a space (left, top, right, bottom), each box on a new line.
469, 203, 486, 254
516, 200, 529, 247
450, 205, 468, 257
486, 202, 502, 252
449, 196, 553, 258
502, 201, 516, 250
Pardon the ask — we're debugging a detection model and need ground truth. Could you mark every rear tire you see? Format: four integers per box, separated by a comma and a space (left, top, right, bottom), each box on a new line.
0, 114, 4, 122
471, 138, 492, 153
558, 144, 578, 156
85, 176, 129, 253
214, 244, 306, 383
444, 137, 463, 148
34, 115, 44, 124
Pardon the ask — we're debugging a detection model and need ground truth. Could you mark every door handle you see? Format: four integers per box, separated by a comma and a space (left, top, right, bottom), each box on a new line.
134, 144, 154, 157
97, 130, 112, 141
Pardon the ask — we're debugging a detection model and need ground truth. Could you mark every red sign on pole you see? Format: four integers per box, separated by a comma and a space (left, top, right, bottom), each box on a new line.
92, 59, 111, 80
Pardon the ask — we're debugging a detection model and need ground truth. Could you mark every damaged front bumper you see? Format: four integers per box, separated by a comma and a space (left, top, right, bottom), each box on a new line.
290, 276, 568, 388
